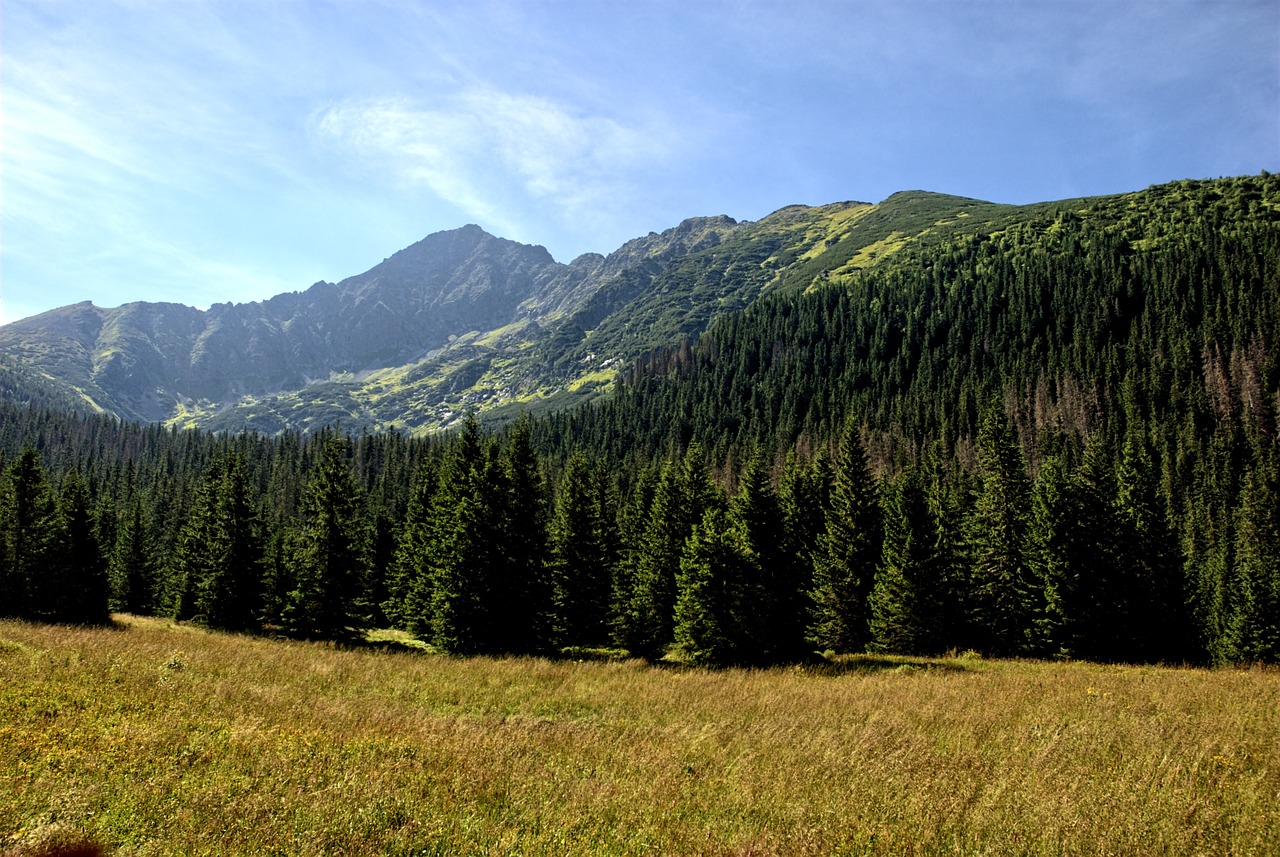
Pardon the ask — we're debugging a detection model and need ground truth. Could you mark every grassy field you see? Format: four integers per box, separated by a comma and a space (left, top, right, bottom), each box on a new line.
2, 616, 1277, 856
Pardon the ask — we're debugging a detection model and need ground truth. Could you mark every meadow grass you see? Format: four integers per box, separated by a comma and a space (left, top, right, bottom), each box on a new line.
2, 616, 1277, 856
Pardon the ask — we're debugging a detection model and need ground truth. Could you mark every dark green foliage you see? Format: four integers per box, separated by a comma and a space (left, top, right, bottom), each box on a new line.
921, 446, 971, 649
173, 453, 264, 632
1114, 432, 1190, 662
869, 468, 938, 655
1224, 460, 1280, 661
731, 450, 803, 661
621, 445, 724, 660
1067, 437, 1135, 662
778, 451, 831, 653
382, 458, 438, 635
54, 471, 110, 624
966, 407, 1037, 657
0, 472, 13, 618
497, 416, 552, 652
0, 449, 108, 624
611, 464, 657, 646
109, 499, 158, 615
1, 175, 1277, 664
281, 434, 372, 640
548, 452, 613, 648
3, 448, 60, 619
673, 507, 763, 667
1030, 453, 1083, 656
809, 418, 881, 652
425, 416, 510, 654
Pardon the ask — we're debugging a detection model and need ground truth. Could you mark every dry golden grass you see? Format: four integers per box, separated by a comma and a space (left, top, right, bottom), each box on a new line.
2, 616, 1277, 856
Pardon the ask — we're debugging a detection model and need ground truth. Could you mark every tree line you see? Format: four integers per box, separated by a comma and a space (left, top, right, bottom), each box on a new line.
2, 175, 1277, 665
1, 403, 1275, 665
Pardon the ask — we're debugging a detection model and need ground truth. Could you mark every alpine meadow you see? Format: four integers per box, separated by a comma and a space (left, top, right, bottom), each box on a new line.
2, 175, 1279, 854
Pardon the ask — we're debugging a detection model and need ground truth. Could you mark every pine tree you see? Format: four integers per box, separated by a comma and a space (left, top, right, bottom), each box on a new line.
109, 499, 157, 615
193, 453, 264, 631
56, 470, 110, 625
611, 464, 657, 646
5, 448, 61, 620
496, 416, 551, 653
966, 406, 1037, 657
673, 507, 762, 667
1069, 436, 1129, 661
427, 416, 508, 654
0, 472, 13, 619
282, 434, 371, 640
779, 451, 831, 654
1115, 431, 1188, 662
1183, 487, 1232, 664
731, 450, 796, 661
383, 458, 437, 634
173, 461, 223, 622
1224, 462, 1280, 661
1029, 453, 1082, 656
623, 444, 722, 660
921, 446, 971, 652
548, 452, 612, 648
809, 418, 881, 653
868, 468, 936, 655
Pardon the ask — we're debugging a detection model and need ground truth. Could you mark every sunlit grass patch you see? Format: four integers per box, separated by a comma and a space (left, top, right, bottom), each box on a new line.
2, 618, 1277, 855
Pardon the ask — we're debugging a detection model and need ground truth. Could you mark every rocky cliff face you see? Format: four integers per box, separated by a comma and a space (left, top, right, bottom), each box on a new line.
1, 225, 570, 422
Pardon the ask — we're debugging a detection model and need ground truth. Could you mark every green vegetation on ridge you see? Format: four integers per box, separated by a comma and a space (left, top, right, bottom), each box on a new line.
2, 176, 1278, 670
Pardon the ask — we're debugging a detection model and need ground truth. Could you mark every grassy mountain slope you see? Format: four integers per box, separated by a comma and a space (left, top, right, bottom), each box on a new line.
4, 180, 1270, 435
538, 175, 1279, 469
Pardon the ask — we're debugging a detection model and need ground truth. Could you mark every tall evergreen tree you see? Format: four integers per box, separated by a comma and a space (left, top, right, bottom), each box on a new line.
0, 471, 14, 619
731, 450, 797, 661
1029, 452, 1083, 656
623, 444, 722, 660
496, 415, 551, 652
1114, 431, 1189, 662
173, 460, 224, 623
1224, 461, 1280, 661
1069, 436, 1131, 661
427, 416, 508, 654
779, 451, 831, 654
611, 463, 657, 645
966, 406, 1037, 656
383, 457, 438, 634
809, 418, 881, 652
109, 498, 158, 615
673, 507, 763, 667
548, 452, 613, 648
868, 468, 937, 655
5, 448, 61, 620
282, 434, 371, 640
193, 453, 264, 631
55, 470, 110, 625
922, 446, 971, 651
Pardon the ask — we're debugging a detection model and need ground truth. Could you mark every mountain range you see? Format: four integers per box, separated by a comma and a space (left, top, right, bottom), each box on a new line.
0, 181, 1265, 435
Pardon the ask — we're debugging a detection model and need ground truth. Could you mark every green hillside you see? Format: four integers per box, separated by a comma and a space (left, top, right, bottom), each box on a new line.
2, 175, 1277, 669
0, 191, 1039, 435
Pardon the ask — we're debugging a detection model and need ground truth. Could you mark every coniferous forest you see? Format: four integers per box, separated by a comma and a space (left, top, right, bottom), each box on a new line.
2, 176, 1278, 666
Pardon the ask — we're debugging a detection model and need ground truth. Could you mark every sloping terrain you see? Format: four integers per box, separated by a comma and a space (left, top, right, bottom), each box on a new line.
0, 189, 1100, 433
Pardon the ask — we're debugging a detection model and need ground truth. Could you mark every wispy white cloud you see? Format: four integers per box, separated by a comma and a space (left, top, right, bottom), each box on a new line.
313, 88, 676, 243
0, 0, 337, 321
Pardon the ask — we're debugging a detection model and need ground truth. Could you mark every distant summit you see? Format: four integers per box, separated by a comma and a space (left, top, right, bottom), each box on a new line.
3, 179, 1266, 435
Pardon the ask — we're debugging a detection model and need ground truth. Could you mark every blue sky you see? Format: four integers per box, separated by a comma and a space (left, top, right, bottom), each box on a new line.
2, 0, 1276, 325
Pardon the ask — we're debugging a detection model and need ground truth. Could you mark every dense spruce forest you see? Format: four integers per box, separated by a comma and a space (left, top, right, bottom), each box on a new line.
1, 175, 1277, 666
